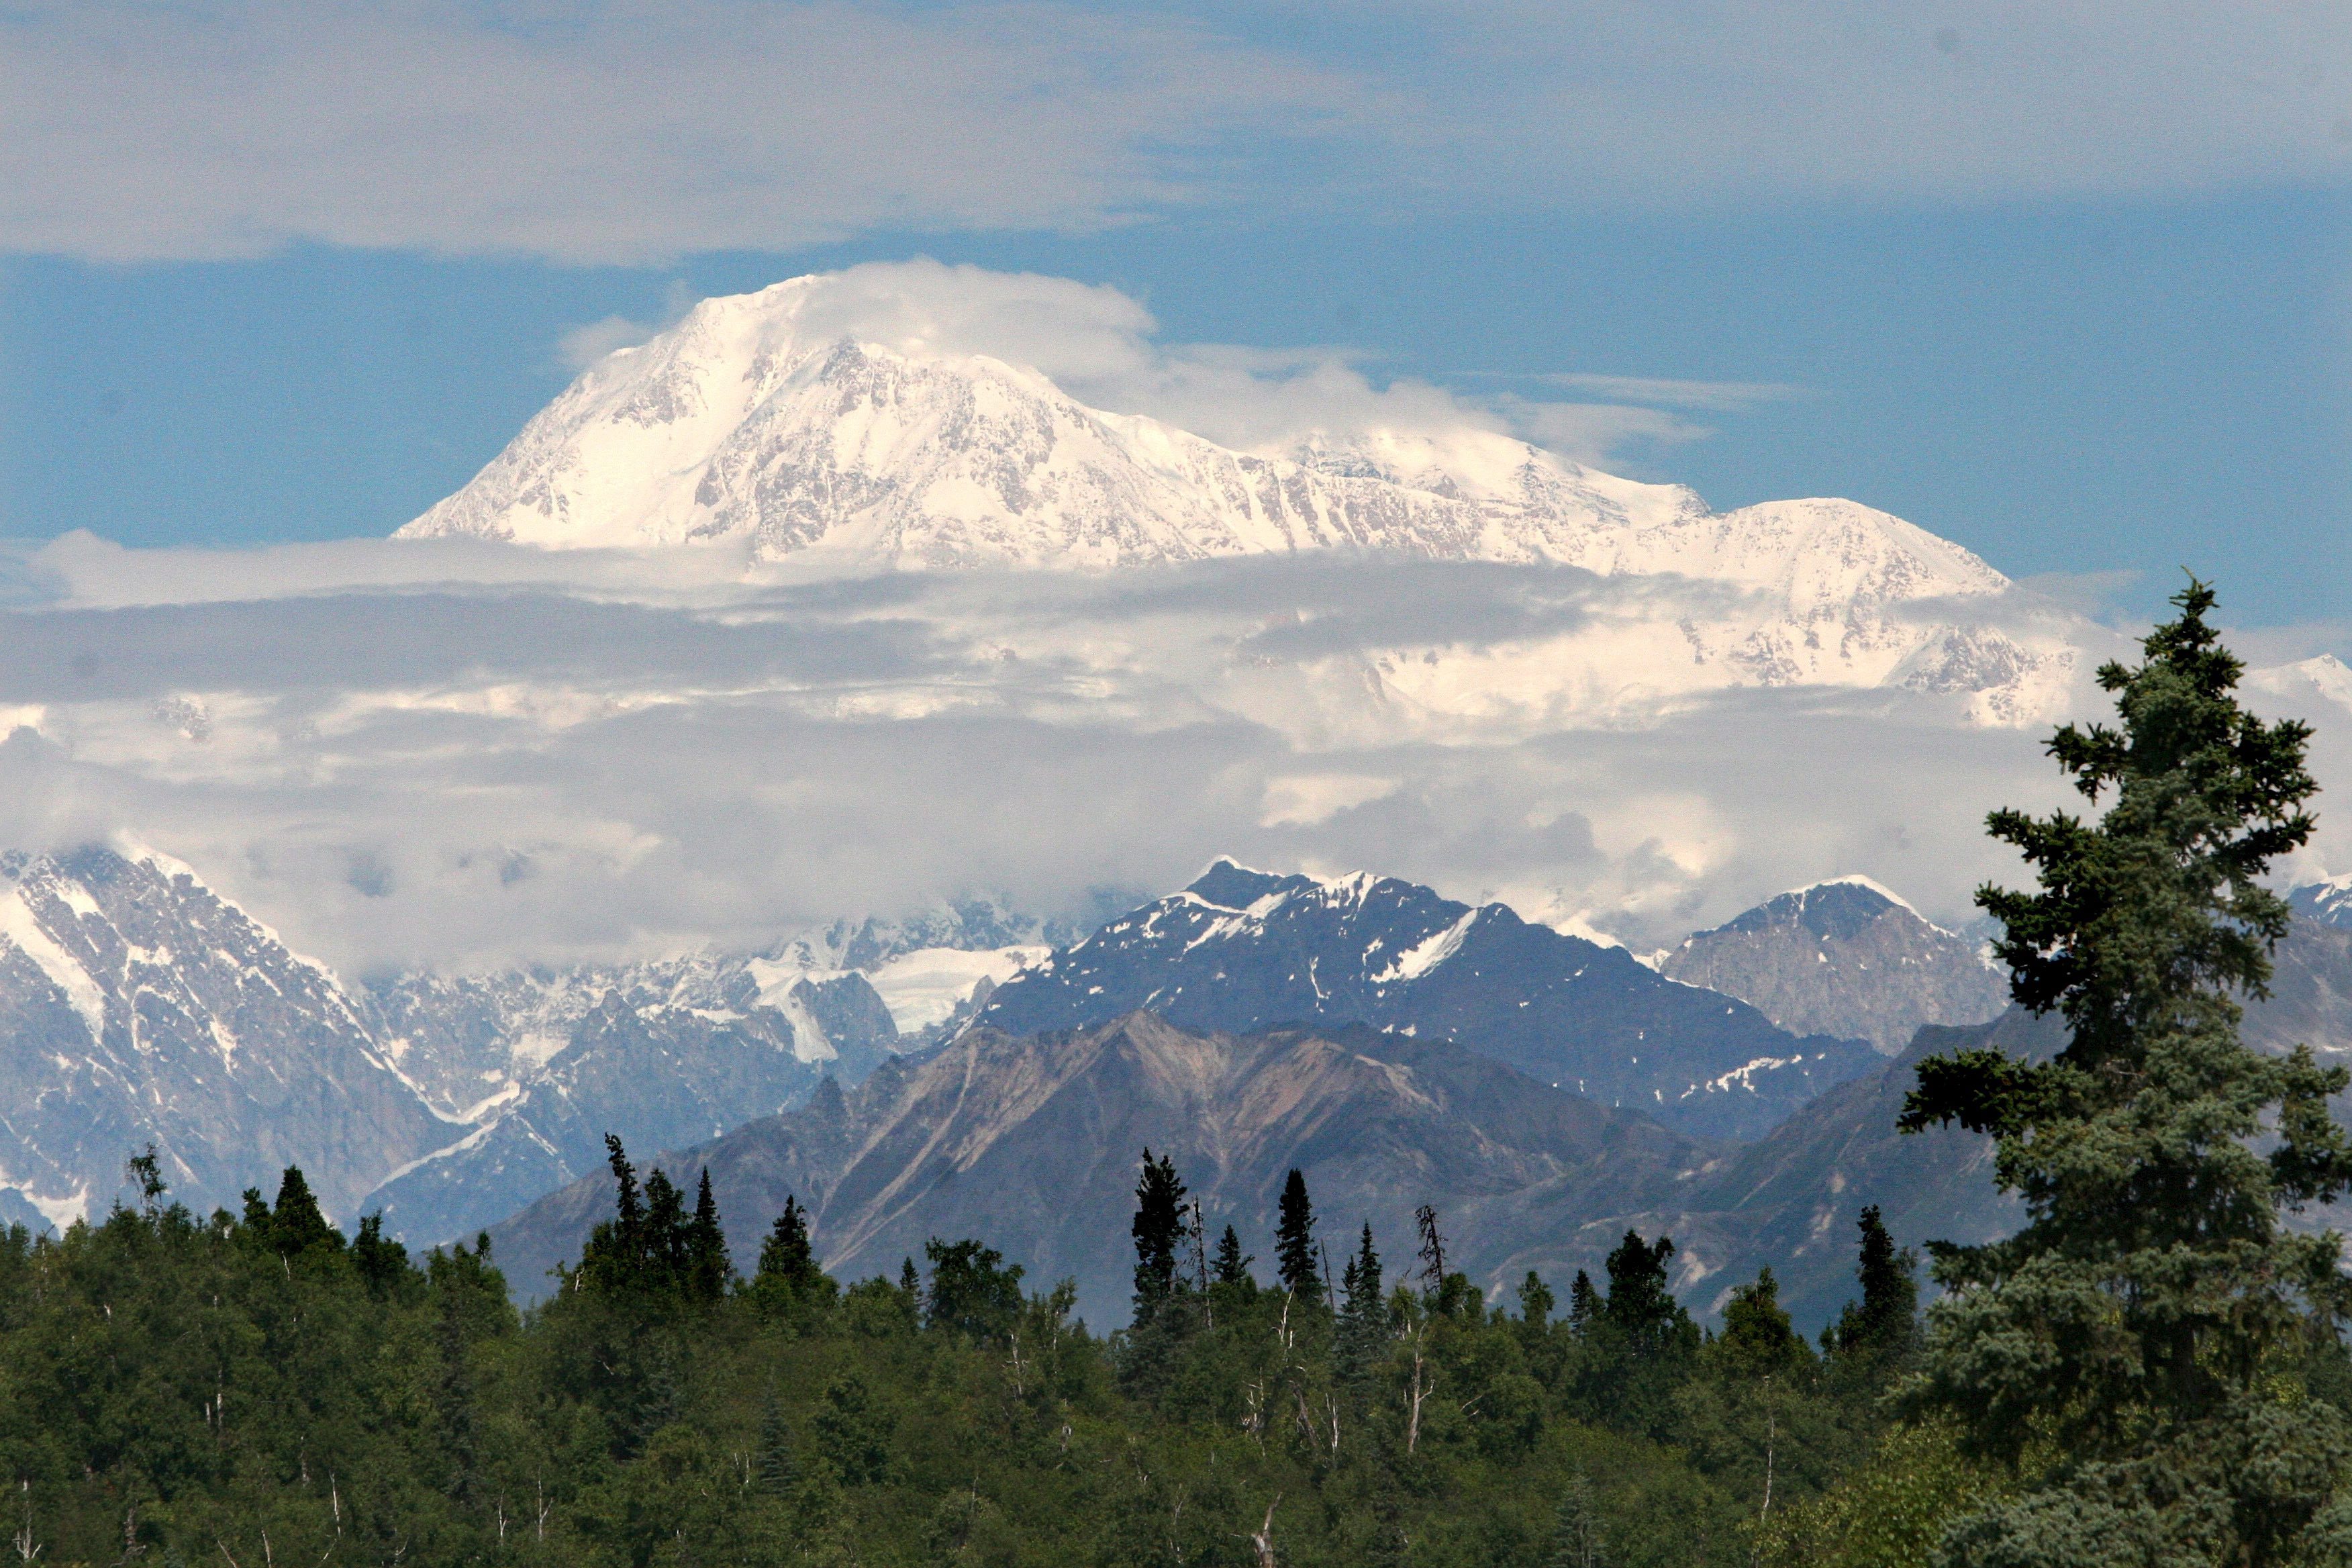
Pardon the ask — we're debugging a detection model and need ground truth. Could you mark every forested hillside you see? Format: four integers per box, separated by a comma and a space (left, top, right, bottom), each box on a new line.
0, 1150, 1957, 1568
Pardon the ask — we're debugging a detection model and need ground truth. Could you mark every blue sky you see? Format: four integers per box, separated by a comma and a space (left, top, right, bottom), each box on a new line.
5, 1, 2352, 958
3, 2, 2350, 636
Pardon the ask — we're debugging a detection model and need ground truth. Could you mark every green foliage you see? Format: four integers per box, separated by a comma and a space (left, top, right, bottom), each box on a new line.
0, 1161, 1926, 1567
575, 1138, 730, 1304
1897, 581, 2352, 1565
753, 1193, 828, 1300
1826, 1207, 1914, 1361
922, 1238, 1024, 1344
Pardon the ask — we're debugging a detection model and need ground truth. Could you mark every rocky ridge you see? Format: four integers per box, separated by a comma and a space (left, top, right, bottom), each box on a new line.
1657, 877, 2007, 1054
971, 860, 1883, 1142
486, 1011, 1714, 1324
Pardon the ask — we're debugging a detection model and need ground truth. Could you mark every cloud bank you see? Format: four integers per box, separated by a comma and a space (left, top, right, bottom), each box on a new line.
0, 530, 2154, 976
4, 1, 2347, 262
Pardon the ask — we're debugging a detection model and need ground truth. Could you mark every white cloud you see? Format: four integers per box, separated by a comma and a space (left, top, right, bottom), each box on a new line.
0, 0, 1357, 263
3, 3, 2347, 262
0, 535, 2157, 975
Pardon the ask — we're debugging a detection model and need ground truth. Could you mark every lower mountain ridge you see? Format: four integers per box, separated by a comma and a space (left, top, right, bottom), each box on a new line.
487, 1011, 1716, 1326
972, 861, 1882, 1140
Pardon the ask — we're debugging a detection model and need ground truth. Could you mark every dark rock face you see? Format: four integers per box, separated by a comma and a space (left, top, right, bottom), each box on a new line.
971, 862, 1879, 1141
487, 1012, 1716, 1324
1659, 879, 2008, 1055
0, 848, 450, 1223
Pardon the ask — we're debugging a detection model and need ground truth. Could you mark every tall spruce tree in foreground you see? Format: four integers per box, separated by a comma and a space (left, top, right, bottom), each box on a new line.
1899, 581, 2352, 1567
1274, 1168, 1322, 1304
1130, 1148, 1189, 1326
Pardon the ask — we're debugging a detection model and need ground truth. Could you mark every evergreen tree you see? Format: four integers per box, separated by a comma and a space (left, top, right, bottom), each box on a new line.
1273, 1168, 1322, 1304
1549, 1471, 1606, 1568
1598, 1231, 1689, 1358
435, 1273, 477, 1504
1567, 1269, 1600, 1336
262, 1166, 340, 1257
756, 1391, 798, 1496
1828, 1205, 1916, 1358
352, 1212, 410, 1297
1128, 1148, 1189, 1326
643, 1167, 687, 1287
1517, 1271, 1556, 1330
1336, 1222, 1385, 1381
1413, 1203, 1447, 1290
687, 1169, 730, 1300
1898, 582, 2352, 1565
580, 1133, 645, 1292
1212, 1224, 1253, 1287
755, 1194, 828, 1295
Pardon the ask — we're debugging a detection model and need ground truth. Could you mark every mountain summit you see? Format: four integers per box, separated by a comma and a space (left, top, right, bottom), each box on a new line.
1658, 877, 2007, 1053
399, 273, 2067, 713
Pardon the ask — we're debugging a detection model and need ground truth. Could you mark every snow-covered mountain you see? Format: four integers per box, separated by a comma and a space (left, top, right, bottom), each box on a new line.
0, 840, 1051, 1241
398, 275, 2071, 720
0, 847, 450, 1226
972, 860, 1883, 1140
358, 969, 895, 1251
2293, 877, 2352, 930
1657, 877, 2008, 1054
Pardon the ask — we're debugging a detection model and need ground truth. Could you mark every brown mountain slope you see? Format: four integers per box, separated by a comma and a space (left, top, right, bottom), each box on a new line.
487, 1012, 1714, 1325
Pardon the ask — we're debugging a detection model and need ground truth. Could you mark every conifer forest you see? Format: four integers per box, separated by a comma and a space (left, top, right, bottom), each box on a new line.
7, 585, 2352, 1567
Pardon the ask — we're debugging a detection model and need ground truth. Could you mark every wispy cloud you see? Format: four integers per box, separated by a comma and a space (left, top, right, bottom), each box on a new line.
3, 3, 2346, 263
0, 0, 1361, 263
1508, 375, 1807, 413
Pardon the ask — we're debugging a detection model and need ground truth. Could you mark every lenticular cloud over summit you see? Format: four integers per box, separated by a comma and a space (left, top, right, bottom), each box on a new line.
9, 261, 2341, 977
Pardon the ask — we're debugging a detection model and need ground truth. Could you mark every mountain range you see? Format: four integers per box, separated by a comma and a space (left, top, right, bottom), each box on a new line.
491, 907, 2352, 1332
0, 846, 1052, 1238
972, 860, 1883, 1141
9, 834, 2348, 1336
486, 1010, 1717, 1328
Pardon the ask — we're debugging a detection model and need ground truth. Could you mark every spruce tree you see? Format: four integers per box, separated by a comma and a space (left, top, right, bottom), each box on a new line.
265, 1167, 340, 1257
756, 1194, 828, 1295
1336, 1222, 1385, 1381
1898, 582, 2352, 1566
1549, 1471, 1606, 1568
756, 1392, 797, 1495
1130, 1149, 1189, 1326
1212, 1224, 1253, 1287
1598, 1231, 1688, 1357
643, 1168, 687, 1288
1829, 1205, 1916, 1358
1273, 1168, 1322, 1304
686, 1169, 730, 1300
579, 1134, 645, 1292
1567, 1269, 1600, 1336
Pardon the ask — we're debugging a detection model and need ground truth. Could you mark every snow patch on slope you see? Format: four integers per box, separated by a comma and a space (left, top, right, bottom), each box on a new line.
0, 886, 106, 1046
